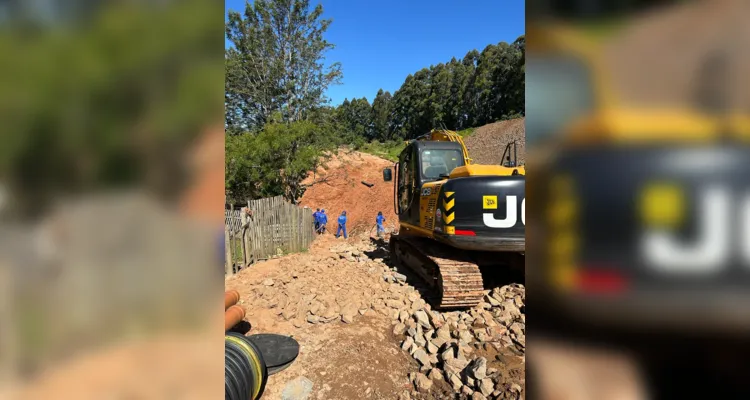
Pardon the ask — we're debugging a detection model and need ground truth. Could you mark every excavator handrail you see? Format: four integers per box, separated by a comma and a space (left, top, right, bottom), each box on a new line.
415, 129, 473, 165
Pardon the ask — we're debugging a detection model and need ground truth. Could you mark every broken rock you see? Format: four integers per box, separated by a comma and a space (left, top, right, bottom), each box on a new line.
471, 392, 487, 400
449, 373, 463, 391
413, 373, 433, 392
479, 378, 493, 396
413, 310, 431, 329
469, 357, 487, 380
428, 368, 444, 381
426, 341, 438, 354
413, 349, 432, 367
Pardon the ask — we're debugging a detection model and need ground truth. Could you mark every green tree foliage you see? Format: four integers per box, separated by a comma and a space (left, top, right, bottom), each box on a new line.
225, 0, 342, 133
337, 36, 525, 141
371, 89, 393, 141
225, 0, 347, 203
226, 121, 338, 203
336, 97, 372, 142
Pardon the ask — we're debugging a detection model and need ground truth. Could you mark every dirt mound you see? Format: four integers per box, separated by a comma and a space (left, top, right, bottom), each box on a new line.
463, 118, 525, 166
299, 150, 397, 234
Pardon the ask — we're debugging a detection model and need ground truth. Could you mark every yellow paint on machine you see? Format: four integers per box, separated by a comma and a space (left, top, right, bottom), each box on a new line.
639, 182, 685, 228
400, 222, 435, 238
450, 164, 524, 178
483, 195, 498, 209
442, 189, 456, 229
444, 212, 455, 224
445, 198, 455, 211
419, 181, 443, 231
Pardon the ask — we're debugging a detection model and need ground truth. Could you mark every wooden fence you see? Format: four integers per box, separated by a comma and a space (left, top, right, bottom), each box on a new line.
225, 196, 315, 275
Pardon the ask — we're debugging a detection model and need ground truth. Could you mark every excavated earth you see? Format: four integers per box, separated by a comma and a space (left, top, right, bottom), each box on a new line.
463, 118, 525, 166
226, 234, 525, 400
299, 150, 398, 235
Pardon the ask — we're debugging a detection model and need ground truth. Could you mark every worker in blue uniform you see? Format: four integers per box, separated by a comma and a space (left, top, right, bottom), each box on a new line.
336, 211, 348, 239
376, 211, 386, 238
313, 208, 321, 232
318, 209, 328, 234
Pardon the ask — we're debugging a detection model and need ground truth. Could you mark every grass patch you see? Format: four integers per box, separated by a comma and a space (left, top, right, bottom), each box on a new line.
358, 140, 406, 162
457, 127, 475, 137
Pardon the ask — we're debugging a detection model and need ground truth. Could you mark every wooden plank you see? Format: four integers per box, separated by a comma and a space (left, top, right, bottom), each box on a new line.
225, 227, 233, 276
251, 200, 256, 265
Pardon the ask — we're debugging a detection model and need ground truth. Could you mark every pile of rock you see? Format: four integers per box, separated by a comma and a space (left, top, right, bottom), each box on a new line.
239, 238, 525, 399
391, 285, 526, 399
245, 241, 414, 328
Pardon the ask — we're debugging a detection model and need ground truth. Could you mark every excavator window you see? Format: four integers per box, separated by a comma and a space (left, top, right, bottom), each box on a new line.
421, 149, 463, 180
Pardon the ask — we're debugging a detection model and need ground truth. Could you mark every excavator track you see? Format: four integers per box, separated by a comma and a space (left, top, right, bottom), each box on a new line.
390, 235, 484, 309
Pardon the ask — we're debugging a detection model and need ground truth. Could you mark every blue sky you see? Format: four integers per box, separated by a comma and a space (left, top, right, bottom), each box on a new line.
225, 0, 525, 106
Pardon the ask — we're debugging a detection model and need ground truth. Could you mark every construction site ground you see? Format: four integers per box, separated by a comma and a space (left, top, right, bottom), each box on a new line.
226, 233, 525, 400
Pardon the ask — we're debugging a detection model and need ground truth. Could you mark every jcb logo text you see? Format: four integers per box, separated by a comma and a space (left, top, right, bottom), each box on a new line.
483, 195, 525, 228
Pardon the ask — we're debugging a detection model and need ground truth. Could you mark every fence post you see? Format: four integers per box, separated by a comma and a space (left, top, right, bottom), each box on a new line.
225, 226, 233, 276
251, 200, 256, 265
291, 205, 297, 253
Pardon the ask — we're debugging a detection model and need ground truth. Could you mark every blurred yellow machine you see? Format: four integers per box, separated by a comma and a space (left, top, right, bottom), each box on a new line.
527, 22, 750, 399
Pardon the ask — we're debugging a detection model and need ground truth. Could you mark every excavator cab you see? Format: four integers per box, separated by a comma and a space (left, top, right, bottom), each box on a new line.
392, 140, 465, 227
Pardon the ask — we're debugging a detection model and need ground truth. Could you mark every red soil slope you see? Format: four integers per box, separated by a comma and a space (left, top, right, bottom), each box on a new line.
299, 150, 397, 235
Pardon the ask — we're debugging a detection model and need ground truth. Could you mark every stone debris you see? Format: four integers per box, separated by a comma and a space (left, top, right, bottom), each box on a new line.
388, 280, 526, 399
412, 372, 433, 392
236, 238, 525, 400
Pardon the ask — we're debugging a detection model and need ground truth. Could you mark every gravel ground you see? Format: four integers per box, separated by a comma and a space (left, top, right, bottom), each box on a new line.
463, 119, 525, 166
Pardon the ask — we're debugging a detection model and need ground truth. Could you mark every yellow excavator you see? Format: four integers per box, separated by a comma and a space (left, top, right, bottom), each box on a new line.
382, 129, 525, 309
527, 20, 750, 399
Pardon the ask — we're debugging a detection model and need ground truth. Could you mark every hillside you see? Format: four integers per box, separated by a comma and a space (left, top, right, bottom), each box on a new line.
299, 150, 397, 234
463, 118, 525, 166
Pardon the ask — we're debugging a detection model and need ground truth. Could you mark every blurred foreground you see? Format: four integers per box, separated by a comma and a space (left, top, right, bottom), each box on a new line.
0, 1, 225, 398
527, 0, 750, 399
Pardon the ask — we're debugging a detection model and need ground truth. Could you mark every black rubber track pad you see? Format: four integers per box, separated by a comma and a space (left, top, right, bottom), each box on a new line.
248, 334, 300, 375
